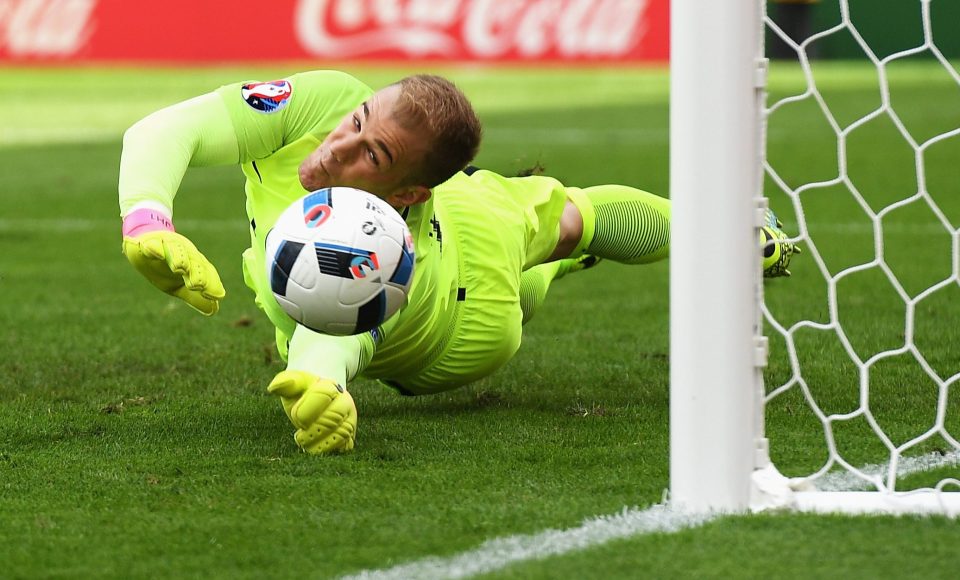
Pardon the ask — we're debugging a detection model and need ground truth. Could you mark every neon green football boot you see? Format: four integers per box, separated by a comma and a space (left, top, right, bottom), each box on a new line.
761, 209, 801, 278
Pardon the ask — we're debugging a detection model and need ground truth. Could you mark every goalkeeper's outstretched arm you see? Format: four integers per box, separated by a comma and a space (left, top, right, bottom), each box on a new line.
119, 93, 240, 216
118, 93, 241, 314
267, 325, 375, 454
118, 71, 372, 315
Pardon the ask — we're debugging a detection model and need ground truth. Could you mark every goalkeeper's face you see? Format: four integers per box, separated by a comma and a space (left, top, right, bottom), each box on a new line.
299, 85, 432, 207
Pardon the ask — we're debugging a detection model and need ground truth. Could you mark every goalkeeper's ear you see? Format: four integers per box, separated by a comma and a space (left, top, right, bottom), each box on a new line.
385, 185, 430, 209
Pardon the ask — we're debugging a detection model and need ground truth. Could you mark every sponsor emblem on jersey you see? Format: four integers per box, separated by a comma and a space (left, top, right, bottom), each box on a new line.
241, 80, 292, 113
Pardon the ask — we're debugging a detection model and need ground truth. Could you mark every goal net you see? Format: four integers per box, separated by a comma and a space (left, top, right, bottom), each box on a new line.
670, 0, 960, 516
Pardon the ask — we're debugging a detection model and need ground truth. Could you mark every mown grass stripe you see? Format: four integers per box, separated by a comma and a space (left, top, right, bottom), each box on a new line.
1, 218, 949, 235
344, 451, 960, 580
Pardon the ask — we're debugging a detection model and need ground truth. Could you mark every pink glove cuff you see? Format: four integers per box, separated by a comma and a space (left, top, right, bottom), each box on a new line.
122, 208, 175, 237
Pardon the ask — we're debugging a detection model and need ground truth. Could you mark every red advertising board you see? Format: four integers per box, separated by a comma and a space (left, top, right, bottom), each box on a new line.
0, 0, 668, 63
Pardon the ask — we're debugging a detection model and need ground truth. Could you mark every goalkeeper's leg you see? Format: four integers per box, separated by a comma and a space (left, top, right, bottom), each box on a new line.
556, 184, 797, 276
565, 184, 672, 265
519, 255, 600, 325
520, 185, 670, 324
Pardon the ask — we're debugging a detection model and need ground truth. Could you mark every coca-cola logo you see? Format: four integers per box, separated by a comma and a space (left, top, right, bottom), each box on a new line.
295, 0, 647, 59
0, 0, 96, 56
0, 0, 658, 63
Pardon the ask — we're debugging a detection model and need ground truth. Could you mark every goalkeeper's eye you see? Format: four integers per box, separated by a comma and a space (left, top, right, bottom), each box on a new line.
353, 114, 361, 132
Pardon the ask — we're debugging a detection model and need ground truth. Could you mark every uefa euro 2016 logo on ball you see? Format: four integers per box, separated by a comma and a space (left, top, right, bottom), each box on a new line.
265, 187, 415, 336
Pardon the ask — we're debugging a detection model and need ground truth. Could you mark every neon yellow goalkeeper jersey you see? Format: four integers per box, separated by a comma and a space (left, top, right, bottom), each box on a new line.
120, 70, 567, 392
119, 70, 463, 385
214, 72, 461, 382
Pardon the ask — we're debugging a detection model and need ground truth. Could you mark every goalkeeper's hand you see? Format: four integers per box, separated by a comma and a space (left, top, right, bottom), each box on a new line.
267, 370, 357, 454
121, 210, 225, 315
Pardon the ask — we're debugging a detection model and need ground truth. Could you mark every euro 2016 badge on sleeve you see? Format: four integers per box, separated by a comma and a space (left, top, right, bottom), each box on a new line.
241, 80, 292, 113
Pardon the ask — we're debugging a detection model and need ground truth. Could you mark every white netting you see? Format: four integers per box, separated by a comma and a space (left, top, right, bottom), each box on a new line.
761, 0, 960, 505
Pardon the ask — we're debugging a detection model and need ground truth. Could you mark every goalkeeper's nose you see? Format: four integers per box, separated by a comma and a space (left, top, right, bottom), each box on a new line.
326, 136, 356, 166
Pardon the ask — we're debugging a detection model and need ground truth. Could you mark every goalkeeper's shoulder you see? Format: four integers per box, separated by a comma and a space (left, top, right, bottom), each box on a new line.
277, 70, 374, 113
288, 69, 372, 91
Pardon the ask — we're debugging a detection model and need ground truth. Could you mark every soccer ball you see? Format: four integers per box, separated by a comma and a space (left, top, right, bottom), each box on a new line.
264, 187, 415, 336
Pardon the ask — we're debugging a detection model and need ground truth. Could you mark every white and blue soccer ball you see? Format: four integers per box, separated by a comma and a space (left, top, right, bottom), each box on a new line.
264, 187, 415, 336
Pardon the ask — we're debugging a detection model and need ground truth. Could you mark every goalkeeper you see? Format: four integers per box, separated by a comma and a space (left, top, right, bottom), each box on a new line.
119, 70, 796, 454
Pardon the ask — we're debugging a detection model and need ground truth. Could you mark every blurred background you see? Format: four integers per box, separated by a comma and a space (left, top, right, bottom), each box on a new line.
0, 0, 669, 180
0, 0, 669, 64
2, 1, 960, 577
4, 0, 959, 150
3, 0, 959, 66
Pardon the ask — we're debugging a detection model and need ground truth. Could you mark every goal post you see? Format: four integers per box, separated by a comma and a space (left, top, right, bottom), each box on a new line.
669, 0, 960, 517
668, 0, 765, 512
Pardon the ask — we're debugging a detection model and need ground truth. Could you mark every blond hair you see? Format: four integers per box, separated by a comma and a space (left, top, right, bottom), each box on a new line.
391, 74, 482, 188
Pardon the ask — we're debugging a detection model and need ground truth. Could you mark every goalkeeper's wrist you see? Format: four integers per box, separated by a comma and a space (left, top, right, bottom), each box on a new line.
122, 204, 175, 237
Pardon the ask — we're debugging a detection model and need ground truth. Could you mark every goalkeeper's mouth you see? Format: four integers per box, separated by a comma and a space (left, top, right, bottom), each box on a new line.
299, 147, 336, 191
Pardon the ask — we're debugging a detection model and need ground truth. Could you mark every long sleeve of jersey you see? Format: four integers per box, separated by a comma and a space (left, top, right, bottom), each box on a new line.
118, 93, 239, 217
286, 325, 375, 387
118, 70, 373, 217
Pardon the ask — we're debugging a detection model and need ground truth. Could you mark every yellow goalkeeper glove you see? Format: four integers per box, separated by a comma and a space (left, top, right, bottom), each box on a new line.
267, 370, 357, 454
121, 213, 225, 315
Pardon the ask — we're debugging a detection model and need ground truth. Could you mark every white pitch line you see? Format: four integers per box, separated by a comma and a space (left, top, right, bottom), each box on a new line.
0, 218, 243, 233
342, 450, 959, 580
0, 127, 121, 147
813, 450, 960, 492
341, 505, 715, 580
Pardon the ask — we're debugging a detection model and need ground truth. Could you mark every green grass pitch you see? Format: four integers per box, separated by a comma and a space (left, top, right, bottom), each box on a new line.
1, 62, 959, 578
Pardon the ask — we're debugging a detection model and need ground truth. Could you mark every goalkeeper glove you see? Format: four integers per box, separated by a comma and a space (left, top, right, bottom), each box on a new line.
761, 209, 801, 278
121, 208, 225, 315
267, 370, 357, 454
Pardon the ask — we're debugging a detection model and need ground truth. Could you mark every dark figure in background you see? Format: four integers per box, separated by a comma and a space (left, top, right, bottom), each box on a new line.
768, 0, 820, 59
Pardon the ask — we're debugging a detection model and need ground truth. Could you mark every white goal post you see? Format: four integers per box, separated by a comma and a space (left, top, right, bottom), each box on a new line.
669, 0, 960, 516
